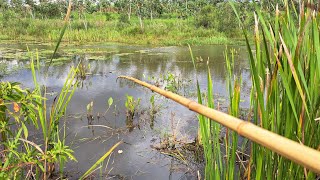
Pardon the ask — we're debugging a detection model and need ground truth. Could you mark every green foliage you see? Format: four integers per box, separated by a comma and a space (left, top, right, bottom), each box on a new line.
231, 0, 320, 178
225, 49, 241, 179
108, 97, 113, 107
80, 141, 122, 180
1, 10, 17, 27
150, 95, 155, 109
118, 13, 130, 23
0, 0, 252, 45
87, 101, 94, 115
103, 97, 114, 116
35, 2, 66, 19
0, 57, 78, 178
196, 5, 215, 28
0, 82, 38, 140
189, 45, 218, 179
149, 94, 157, 117
163, 72, 180, 93
125, 94, 140, 120
189, 45, 244, 179
105, 12, 112, 21
196, 3, 243, 37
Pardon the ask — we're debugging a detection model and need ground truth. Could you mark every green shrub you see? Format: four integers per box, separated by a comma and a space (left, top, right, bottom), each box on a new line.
196, 3, 240, 37
1, 10, 17, 27
105, 12, 112, 21
118, 13, 130, 24
195, 5, 216, 28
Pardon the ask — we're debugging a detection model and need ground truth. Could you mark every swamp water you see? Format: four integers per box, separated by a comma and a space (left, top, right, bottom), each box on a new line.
0, 42, 251, 179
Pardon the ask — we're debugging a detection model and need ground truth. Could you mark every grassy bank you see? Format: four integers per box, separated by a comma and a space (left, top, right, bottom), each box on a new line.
0, 12, 243, 46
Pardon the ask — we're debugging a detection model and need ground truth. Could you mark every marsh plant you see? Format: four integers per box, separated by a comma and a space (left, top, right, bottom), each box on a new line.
0, 56, 78, 179
149, 94, 160, 129
230, 0, 320, 178
124, 94, 141, 120
77, 61, 91, 80
189, 45, 242, 179
87, 101, 94, 121
190, 0, 320, 179
103, 97, 114, 116
149, 94, 159, 117
163, 72, 180, 93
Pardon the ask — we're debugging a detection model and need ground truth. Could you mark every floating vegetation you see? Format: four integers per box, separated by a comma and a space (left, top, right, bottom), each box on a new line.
87, 55, 107, 61
115, 52, 134, 57
135, 49, 151, 54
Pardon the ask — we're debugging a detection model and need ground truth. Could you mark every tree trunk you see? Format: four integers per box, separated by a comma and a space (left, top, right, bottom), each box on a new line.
139, 15, 144, 30
185, 0, 188, 12
128, 0, 131, 20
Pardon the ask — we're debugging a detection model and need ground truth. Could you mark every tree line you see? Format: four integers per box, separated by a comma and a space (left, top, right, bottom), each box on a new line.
0, 0, 257, 38
0, 0, 254, 22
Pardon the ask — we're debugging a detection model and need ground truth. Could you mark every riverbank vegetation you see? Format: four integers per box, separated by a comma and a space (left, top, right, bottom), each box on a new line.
0, 59, 78, 179
0, 0, 320, 179
192, 1, 320, 179
0, 0, 254, 45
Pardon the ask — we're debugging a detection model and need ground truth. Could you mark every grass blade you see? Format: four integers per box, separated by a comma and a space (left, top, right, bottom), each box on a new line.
80, 141, 122, 179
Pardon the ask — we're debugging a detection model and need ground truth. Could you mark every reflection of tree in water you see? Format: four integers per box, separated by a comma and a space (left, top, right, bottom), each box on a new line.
118, 78, 140, 89
2, 45, 250, 97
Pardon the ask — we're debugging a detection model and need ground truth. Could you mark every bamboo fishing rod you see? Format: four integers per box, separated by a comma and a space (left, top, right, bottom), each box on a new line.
118, 76, 320, 174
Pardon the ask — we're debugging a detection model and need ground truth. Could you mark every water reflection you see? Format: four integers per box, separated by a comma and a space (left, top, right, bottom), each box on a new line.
0, 43, 251, 179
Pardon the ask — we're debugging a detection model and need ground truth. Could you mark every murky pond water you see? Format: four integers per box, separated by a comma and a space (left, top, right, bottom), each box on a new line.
0, 42, 251, 179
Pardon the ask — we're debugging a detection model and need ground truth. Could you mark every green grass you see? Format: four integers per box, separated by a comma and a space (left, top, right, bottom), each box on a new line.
0, 12, 237, 46
190, 45, 242, 179
189, 1, 320, 179
0, 54, 78, 179
230, 0, 320, 178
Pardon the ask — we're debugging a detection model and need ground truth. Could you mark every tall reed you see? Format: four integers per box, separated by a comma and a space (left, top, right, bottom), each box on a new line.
225, 49, 241, 179
189, 46, 242, 179
230, 0, 320, 178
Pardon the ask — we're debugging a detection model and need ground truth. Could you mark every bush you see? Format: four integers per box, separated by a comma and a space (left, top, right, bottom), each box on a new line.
215, 3, 240, 36
116, 13, 131, 30
195, 5, 216, 28
118, 13, 130, 24
1, 10, 17, 27
105, 12, 112, 21
35, 2, 64, 19
27, 20, 50, 37
121, 25, 144, 35
195, 3, 240, 37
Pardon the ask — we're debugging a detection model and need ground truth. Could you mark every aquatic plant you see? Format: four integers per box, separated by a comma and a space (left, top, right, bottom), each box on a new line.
0, 55, 78, 179
187, 43, 243, 179
102, 97, 114, 116
87, 101, 94, 121
0, 1, 77, 178
230, 0, 320, 178
118, 69, 320, 179
79, 141, 122, 180
188, 45, 216, 179
77, 61, 91, 80
125, 94, 141, 120
150, 94, 157, 115
224, 48, 241, 179
163, 72, 180, 92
